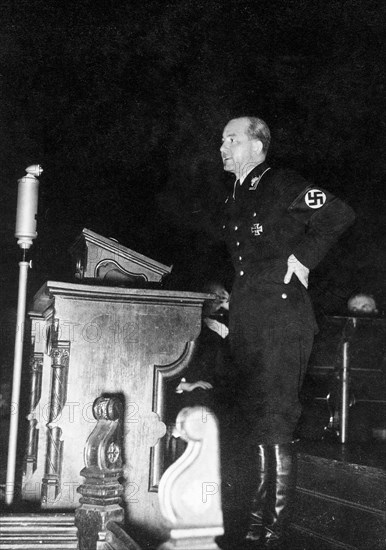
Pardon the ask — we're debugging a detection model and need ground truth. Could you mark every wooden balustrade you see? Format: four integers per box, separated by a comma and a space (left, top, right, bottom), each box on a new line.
74, 403, 224, 550
75, 395, 125, 550
157, 406, 224, 550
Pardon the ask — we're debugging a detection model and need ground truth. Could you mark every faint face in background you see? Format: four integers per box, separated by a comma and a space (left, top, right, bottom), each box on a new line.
204, 283, 230, 316
347, 294, 378, 316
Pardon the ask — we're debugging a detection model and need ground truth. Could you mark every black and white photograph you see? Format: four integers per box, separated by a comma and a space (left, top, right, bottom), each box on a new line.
0, 1, 385, 549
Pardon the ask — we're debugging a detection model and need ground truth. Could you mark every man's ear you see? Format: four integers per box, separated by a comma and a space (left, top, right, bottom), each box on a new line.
252, 139, 264, 155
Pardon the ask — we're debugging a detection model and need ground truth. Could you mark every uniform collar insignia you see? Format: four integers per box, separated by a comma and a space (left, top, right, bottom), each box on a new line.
248, 164, 271, 190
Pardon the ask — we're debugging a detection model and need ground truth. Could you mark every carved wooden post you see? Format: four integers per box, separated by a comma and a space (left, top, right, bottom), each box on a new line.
75, 396, 125, 550
42, 319, 71, 505
157, 406, 224, 550
24, 335, 43, 479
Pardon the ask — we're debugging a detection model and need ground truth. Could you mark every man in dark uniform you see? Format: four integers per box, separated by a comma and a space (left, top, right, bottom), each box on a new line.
219, 116, 355, 549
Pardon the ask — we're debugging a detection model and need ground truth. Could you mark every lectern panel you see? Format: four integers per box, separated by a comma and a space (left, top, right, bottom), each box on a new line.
22, 281, 210, 541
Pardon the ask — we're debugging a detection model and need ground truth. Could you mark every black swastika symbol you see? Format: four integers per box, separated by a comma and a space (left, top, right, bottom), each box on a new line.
305, 189, 326, 208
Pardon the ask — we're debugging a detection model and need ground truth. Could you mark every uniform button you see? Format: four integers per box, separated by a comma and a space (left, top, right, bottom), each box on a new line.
281, 293, 287, 299
240, 270, 244, 276
236, 241, 240, 247
234, 225, 238, 230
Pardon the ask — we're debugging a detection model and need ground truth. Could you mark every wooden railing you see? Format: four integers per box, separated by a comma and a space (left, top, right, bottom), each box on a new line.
157, 406, 223, 550
0, 397, 224, 550
74, 396, 125, 550
74, 399, 223, 550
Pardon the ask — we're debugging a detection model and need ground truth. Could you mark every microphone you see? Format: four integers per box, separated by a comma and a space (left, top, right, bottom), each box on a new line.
15, 165, 43, 249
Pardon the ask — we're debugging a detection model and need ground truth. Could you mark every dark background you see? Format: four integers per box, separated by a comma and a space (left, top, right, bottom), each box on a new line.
0, 0, 385, 354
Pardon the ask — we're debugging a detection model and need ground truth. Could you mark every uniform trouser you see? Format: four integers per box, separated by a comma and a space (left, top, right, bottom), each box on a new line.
224, 279, 315, 546
228, 279, 315, 444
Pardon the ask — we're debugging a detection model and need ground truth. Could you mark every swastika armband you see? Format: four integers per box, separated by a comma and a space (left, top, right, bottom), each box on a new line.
287, 185, 334, 223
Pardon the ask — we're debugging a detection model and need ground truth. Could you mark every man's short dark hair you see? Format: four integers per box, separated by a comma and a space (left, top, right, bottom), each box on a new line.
246, 116, 271, 154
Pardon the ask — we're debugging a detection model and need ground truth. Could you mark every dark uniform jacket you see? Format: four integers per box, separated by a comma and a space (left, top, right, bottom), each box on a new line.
222, 161, 356, 288
221, 161, 356, 443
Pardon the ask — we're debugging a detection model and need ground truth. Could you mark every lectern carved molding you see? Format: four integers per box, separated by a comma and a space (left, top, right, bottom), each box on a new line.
42, 318, 71, 505
150, 341, 197, 492
75, 395, 124, 550
70, 228, 172, 284
24, 348, 43, 478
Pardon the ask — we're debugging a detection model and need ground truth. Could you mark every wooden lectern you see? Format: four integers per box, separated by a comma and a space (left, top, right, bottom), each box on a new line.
22, 231, 212, 542
69, 228, 173, 285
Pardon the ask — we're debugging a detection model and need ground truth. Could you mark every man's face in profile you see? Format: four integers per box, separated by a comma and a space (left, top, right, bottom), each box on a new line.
347, 295, 378, 316
204, 284, 230, 316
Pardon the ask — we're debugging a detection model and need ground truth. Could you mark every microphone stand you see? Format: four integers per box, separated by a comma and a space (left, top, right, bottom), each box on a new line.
5, 165, 42, 506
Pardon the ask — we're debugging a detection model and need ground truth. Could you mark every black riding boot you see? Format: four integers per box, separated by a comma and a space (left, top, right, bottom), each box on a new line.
244, 445, 269, 548
263, 443, 297, 549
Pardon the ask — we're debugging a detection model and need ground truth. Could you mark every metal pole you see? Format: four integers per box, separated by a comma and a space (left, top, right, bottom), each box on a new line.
5, 164, 42, 506
5, 260, 30, 504
339, 341, 350, 444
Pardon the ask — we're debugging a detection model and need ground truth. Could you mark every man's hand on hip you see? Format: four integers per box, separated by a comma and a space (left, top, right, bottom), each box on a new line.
284, 254, 309, 288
